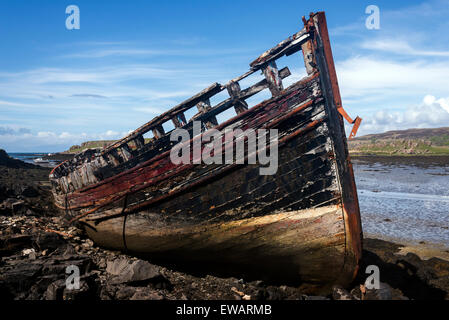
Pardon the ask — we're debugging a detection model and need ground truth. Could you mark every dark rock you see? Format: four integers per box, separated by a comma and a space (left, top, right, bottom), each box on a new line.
332, 285, 354, 300
24, 208, 36, 216
62, 280, 92, 300
107, 259, 160, 284
0, 234, 32, 256
363, 282, 393, 300
41, 256, 93, 276
130, 287, 164, 300
253, 280, 265, 287
99, 284, 119, 300
27, 274, 61, 299
0, 262, 42, 298
361, 238, 448, 300
303, 295, 329, 300
106, 258, 129, 275
350, 287, 362, 300
264, 287, 284, 300
0, 149, 36, 169
11, 200, 26, 214
21, 186, 39, 198
34, 232, 65, 251
0, 201, 12, 215
44, 269, 97, 300
115, 286, 137, 300
45, 279, 66, 300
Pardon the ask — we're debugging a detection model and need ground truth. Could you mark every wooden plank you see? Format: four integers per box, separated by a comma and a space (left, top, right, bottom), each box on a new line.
250, 29, 310, 70
262, 61, 283, 96
195, 67, 291, 122
134, 135, 145, 148
58, 75, 321, 203
152, 125, 165, 139
227, 81, 248, 114
301, 39, 316, 75
196, 99, 218, 129
102, 83, 223, 152
172, 112, 187, 128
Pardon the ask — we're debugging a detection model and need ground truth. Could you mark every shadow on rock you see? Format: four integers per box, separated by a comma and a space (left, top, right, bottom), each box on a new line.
355, 238, 448, 300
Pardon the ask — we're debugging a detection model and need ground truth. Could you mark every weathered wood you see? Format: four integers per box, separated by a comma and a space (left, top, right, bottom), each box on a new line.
55, 75, 321, 208
312, 11, 362, 276
227, 81, 248, 114
85, 205, 347, 287
196, 99, 218, 129
262, 61, 283, 96
152, 125, 165, 139
134, 135, 145, 149
301, 39, 316, 75
172, 112, 187, 128
102, 83, 223, 152
194, 67, 291, 122
250, 29, 310, 70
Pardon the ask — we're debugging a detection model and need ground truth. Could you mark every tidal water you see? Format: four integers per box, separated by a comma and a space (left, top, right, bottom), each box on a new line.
9, 152, 48, 164
9, 152, 58, 167
353, 156, 449, 247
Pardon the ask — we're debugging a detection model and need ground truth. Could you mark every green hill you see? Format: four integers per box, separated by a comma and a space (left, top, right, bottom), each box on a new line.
348, 127, 449, 156
64, 140, 116, 154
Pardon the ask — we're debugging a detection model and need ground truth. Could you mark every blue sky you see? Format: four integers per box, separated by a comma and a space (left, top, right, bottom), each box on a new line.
1, 0, 449, 152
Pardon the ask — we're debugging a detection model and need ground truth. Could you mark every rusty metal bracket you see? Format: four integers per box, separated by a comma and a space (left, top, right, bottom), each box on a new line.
336, 106, 362, 139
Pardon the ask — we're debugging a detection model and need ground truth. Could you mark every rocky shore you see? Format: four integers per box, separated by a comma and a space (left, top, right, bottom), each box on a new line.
1, 150, 448, 300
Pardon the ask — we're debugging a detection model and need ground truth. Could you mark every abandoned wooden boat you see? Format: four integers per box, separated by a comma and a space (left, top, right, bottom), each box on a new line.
50, 12, 363, 288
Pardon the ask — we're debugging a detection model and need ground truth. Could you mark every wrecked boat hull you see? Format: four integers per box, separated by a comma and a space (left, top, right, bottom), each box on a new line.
50, 12, 363, 288
84, 205, 350, 286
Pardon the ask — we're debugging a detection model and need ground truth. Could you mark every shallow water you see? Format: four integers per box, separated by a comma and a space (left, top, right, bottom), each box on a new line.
353, 156, 449, 247
9, 152, 58, 167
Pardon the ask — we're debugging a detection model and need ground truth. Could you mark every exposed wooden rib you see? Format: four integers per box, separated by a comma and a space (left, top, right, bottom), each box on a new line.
134, 135, 145, 149
196, 99, 218, 129
225, 69, 256, 87
102, 83, 223, 151
227, 81, 248, 114
250, 30, 310, 70
302, 39, 316, 75
172, 112, 187, 128
195, 66, 291, 122
152, 125, 165, 139
262, 61, 283, 96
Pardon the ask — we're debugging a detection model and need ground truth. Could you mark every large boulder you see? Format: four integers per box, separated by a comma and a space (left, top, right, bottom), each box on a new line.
106, 258, 161, 284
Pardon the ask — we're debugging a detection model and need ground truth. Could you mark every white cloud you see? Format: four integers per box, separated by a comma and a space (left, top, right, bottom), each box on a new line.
133, 107, 166, 114
353, 95, 449, 135
0, 129, 130, 152
0, 100, 33, 107
336, 56, 449, 99
0, 65, 184, 85
64, 47, 254, 59
361, 39, 449, 57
